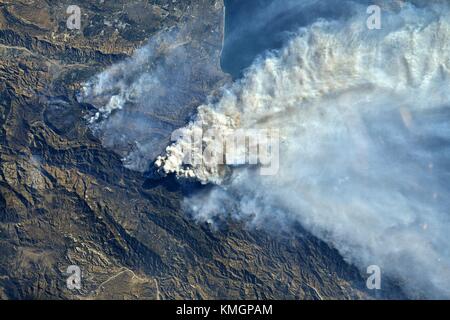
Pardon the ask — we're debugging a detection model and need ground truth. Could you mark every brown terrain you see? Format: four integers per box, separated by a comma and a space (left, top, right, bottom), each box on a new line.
0, 0, 400, 299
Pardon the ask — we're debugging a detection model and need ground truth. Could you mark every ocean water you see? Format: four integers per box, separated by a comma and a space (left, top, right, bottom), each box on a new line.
221, 0, 373, 78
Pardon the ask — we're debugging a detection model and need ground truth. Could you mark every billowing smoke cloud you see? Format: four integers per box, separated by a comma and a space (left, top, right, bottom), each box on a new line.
83, 0, 450, 298
81, 24, 226, 172
158, 1, 450, 298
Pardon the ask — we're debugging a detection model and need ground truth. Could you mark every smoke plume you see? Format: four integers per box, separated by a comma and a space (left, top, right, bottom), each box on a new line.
83, 1, 450, 298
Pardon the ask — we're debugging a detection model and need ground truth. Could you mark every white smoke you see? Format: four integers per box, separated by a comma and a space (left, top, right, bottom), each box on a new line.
159, 2, 450, 298
81, 0, 450, 298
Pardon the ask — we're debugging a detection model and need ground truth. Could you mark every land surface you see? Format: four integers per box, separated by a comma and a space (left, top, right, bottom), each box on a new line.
0, 0, 400, 299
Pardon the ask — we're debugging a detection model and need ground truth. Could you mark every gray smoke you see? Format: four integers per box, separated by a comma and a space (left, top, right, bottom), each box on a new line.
81, 24, 226, 171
